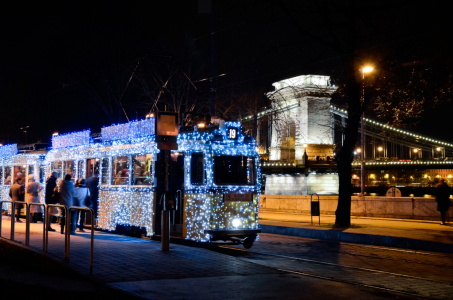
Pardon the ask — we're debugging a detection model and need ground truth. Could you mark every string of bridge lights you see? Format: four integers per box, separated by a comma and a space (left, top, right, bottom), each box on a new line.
331, 106, 453, 148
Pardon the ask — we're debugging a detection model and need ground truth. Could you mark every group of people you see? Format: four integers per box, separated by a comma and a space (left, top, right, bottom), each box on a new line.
9, 171, 99, 235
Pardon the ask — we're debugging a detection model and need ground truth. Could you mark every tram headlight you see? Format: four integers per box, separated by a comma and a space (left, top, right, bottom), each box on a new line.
232, 218, 242, 228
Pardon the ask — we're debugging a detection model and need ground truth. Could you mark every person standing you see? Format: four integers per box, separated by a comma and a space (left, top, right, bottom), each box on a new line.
74, 179, 90, 232
9, 177, 25, 222
59, 174, 76, 234
86, 173, 99, 224
435, 179, 452, 225
45, 171, 59, 231
26, 175, 44, 223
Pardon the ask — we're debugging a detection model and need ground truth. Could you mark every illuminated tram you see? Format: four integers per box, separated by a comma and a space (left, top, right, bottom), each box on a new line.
0, 117, 261, 248
0, 144, 47, 213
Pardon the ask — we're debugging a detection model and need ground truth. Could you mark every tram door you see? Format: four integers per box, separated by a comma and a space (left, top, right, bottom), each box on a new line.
86, 159, 100, 178
169, 152, 185, 234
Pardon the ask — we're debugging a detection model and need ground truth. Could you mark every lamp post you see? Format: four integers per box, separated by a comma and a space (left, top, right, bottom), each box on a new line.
360, 66, 373, 196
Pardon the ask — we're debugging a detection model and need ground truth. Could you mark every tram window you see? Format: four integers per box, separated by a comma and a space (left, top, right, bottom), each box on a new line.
247, 157, 256, 184
213, 156, 256, 185
51, 162, 63, 179
0, 168, 3, 185
39, 166, 46, 184
4, 167, 11, 185
101, 158, 109, 185
77, 161, 83, 180
14, 166, 26, 182
112, 156, 129, 185
63, 161, 75, 180
131, 154, 153, 185
28, 165, 35, 176
190, 152, 206, 185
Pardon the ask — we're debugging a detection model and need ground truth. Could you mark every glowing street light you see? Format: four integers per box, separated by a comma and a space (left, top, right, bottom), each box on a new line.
359, 66, 373, 196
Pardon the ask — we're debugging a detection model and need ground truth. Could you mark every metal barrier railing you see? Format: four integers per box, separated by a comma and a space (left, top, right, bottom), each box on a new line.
66, 206, 95, 273
14, 201, 30, 245
29, 203, 46, 251
45, 204, 67, 254
0, 200, 14, 240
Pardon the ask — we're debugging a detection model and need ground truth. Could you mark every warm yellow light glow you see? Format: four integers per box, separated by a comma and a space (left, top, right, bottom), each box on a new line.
370, 174, 375, 179
377, 147, 383, 151
197, 123, 206, 128
363, 67, 373, 73
384, 174, 389, 179
413, 149, 418, 153
0, 144, 2, 146
424, 174, 428, 178
356, 148, 361, 153
436, 147, 441, 151
303, 144, 308, 148
146, 113, 154, 119
52, 132, 59, 137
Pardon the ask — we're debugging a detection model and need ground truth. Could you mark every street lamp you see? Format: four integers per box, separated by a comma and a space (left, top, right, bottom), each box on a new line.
377, 146, 383, 158
360, 66, 373, 196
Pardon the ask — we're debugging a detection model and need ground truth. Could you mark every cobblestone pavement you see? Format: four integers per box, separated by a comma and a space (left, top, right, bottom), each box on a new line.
219, 233, 453, 299
0, 216, 443, 299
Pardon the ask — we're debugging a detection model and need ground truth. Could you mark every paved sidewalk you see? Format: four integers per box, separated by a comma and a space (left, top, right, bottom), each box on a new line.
1, 215, 419, 300
259, 211, 453, 252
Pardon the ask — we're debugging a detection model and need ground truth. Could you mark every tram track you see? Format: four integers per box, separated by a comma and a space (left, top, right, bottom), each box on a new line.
206, 238, 453, 299
215, 244, 453, 285
262, 235, 453, 269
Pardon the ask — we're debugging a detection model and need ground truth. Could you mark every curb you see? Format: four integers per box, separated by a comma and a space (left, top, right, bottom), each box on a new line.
260, 224, 453, 253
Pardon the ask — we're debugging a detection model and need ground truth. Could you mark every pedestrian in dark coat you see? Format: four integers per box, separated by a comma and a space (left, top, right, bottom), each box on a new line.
45, 172, 58, 204
59, 174, 76, 234
9, 177, 25, 222
86, 174, 99, 221
435, 179, 452, 225
45, 171, 59, 231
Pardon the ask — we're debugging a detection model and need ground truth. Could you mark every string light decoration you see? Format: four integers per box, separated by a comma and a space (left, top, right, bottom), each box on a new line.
0, 153, 46, 211
102, 118, 155, 142
52, 130, 91, 149
178, 121, 261, 242
0, 144, 18, 157
46, 119, 158, 236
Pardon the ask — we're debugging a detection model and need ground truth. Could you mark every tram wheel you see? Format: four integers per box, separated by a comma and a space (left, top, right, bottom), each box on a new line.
242, 236, 254, 249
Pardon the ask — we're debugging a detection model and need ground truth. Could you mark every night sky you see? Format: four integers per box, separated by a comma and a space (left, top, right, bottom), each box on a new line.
0, 0, 451, 145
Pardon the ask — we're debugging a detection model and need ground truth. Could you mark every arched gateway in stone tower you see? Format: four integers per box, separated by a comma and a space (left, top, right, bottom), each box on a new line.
264, 75, 339, 195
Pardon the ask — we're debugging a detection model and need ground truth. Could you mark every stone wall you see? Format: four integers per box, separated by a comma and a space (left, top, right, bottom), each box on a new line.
259, 195, 451, 221
265, 173, 339, 195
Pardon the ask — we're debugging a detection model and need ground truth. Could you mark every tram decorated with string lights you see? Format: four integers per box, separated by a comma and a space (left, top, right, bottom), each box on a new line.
0, 116, 261, 248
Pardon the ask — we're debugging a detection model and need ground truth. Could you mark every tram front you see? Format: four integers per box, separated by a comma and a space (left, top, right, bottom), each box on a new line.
179, 121, 261, 249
